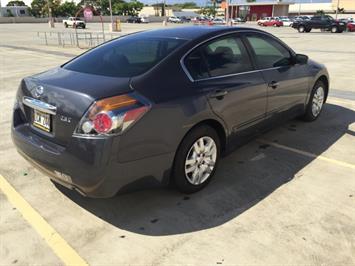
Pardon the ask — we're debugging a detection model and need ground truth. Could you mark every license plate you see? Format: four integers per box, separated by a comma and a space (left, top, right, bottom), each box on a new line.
33, 109, 51, 132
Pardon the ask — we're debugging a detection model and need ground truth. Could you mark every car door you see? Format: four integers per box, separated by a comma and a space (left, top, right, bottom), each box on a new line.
243, 32, 310, 117
183, 33, 268, 137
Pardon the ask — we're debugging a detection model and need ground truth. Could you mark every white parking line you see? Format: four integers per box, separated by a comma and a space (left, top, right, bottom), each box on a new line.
258, 139, 355, 170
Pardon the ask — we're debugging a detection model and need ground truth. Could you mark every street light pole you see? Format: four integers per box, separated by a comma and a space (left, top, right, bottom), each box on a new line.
46, 0, 54, 28
335, 0, 340, 19
109, 0, 114, 31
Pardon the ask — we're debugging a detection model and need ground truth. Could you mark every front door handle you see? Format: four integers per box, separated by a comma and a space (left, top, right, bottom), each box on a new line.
209, 90, 228, 100
268, 81, 279, 89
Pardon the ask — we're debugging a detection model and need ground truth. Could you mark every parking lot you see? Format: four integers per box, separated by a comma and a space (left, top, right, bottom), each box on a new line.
1, 22, 355, 265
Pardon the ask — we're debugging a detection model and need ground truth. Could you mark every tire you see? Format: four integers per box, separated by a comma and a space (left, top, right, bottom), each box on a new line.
298, 25, 306, 33
305, 28, 311, 32
338, 30, 343, 33
64, 23, 68, 28
172, 125, 221, 194
331, 26, 338, 33
302, 80, 326, 122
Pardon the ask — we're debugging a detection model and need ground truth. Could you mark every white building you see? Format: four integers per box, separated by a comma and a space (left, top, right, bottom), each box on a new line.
0, 6, 30, 17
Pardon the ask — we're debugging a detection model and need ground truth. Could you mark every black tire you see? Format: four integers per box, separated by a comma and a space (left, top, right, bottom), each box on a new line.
338, 30, 343, 33
302, 80, 326, 122
331, 26, 338, 33
305, 28, 311, 32
64, 23, 68, 28
298, 25, 306, 33
172, 125, 221, 194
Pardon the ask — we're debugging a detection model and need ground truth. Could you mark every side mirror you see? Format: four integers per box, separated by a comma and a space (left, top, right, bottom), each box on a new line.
295, 54, 308, 64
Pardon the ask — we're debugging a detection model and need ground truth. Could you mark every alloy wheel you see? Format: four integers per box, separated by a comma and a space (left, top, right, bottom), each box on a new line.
184, 136, 217, 185
312, 86, 325, 117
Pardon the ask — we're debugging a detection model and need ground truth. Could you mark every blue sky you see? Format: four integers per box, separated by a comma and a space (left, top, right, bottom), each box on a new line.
1, 0, 332, 7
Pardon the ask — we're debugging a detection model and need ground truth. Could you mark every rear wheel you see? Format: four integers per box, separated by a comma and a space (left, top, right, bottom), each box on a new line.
331, 26, 338, 33
64, 22, 68, 28
172, 125, 220, 194
298, 25, 306, 33
302, 80, 326, 121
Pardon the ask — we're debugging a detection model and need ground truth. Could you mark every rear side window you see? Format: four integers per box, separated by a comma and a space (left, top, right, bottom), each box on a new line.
246, 35, 292, 69
184, 35, 253, 80
64, 37, 186, 77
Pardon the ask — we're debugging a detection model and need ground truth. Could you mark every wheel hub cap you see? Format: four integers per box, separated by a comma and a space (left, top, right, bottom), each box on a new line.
185, 136, 217, 185
312, 86, 325, 117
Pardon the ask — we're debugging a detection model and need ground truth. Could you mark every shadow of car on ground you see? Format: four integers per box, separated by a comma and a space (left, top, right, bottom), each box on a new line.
56, 103, 355, 236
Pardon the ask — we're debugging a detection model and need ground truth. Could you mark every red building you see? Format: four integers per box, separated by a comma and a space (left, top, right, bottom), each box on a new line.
225, 1, 294, 21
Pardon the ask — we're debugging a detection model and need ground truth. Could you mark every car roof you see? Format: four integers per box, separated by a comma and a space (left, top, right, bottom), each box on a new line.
129, 26, 264, 41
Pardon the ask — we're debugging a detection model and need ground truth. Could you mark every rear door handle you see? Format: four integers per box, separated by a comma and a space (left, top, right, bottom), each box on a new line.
209, 90, 228, 99
268, 81, 279, 89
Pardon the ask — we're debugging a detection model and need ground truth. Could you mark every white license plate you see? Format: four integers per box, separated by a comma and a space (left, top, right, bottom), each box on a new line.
33, 109, 51, 132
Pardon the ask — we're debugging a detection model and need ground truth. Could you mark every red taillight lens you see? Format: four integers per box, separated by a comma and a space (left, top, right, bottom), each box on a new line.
74, 93, 150, 136
93, 113, 113, 134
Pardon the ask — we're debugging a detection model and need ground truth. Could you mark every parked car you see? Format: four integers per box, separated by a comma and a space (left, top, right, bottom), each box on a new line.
179, 16, 191, 23
63, 17, 86, 29
347, 21, 355, 32
12, 27, 329, 198
293, 15, 312, 21
126, 16, 142, 23
257, 17, 272, 25
231, 17, 246, 24
168, 16, 183, 23
139, 16, 149, 23
211, 18, 225, 25
261, 18, 283, 27
292, 15, 346, 33
280, 18, 293, 27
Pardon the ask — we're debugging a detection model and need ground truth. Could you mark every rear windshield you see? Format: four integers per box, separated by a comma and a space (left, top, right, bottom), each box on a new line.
63, 36, 186, 77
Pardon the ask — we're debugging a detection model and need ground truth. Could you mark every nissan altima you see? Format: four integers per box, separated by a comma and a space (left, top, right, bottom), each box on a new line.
12, 26, 329, 198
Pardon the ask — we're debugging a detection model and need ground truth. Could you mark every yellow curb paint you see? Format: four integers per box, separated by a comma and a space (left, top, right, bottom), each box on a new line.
258, 139, 355, 170
0, 174, 88, 266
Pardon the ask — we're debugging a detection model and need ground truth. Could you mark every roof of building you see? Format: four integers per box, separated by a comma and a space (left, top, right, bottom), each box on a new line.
232, 1, 294, 6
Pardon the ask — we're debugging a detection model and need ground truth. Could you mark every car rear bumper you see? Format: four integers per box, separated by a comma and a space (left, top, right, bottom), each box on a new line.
12, 122, 174, 198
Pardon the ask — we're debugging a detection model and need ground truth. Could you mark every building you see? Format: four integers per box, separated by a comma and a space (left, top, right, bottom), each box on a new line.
224, 1, 294, 21
0, 6, 30, 17
289, 0, 355, 16
332, 0, 355, 13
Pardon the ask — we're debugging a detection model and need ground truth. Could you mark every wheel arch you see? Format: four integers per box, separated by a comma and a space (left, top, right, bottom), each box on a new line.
317, 75, 329, 101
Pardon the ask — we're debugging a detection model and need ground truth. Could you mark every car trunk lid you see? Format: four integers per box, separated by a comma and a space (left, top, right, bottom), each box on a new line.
17, 67, 132, 146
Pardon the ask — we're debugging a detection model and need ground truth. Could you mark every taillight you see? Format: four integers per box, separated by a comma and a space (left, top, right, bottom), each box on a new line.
74, 93, 150, 136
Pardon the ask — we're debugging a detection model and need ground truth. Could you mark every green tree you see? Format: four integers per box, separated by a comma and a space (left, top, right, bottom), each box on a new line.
112, 0, 143, 16
30, 0, 60, 17
6, 1, 26, 6
316, 9, 325, 15
57, 1, 80, 17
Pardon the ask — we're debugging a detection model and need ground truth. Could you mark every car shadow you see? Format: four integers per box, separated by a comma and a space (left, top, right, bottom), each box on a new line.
57, 103, 355, 236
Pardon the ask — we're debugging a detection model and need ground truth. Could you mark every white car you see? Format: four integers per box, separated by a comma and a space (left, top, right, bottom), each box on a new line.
231, 17, 246, 24
140, 16, 149, 23
168, 16, 182, 23
212, 18, 225, 25
63, 17, 86, 29
257, 17, 272, 25
280, 18, 293, 27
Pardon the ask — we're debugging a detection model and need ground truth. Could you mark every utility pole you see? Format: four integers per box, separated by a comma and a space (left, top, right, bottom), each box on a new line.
335, 0, 340, 19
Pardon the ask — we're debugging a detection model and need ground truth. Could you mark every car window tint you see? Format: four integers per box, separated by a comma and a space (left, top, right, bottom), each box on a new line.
185, 35, 253, 80
246, 35, 291, 69
63, 37, 186, 77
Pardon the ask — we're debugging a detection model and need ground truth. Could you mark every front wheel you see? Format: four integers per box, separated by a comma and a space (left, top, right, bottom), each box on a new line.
298, 25, 306, 33
172, 125, 220, 194
331, 26, 338, 33
302, 80, 326, 121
